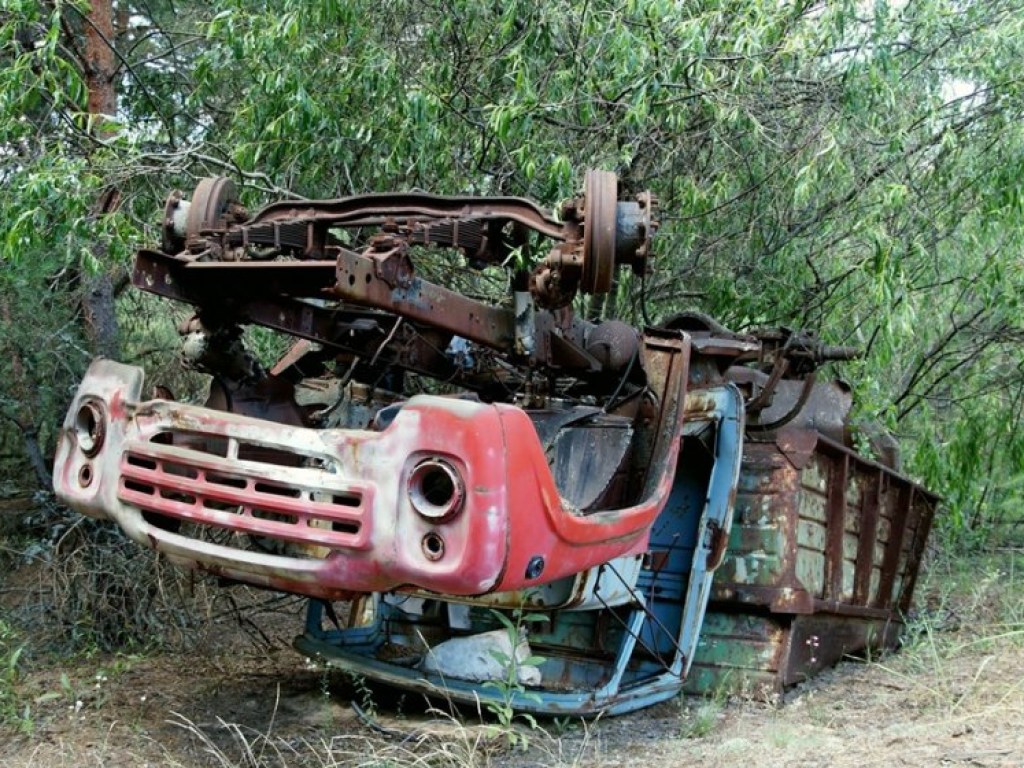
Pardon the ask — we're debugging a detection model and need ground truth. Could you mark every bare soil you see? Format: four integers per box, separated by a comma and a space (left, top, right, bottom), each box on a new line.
2, 554, 1023, 767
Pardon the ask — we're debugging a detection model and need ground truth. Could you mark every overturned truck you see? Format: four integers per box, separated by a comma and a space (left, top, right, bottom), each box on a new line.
53, 172, 936, 715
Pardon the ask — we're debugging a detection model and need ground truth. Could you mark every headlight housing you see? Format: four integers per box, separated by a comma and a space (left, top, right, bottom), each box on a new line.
408, 458, 464, 522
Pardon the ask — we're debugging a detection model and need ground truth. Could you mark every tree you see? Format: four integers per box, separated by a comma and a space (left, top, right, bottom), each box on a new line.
0, 1, 211, 489
2, 0, 1023, 544
187, 0, 1024, 540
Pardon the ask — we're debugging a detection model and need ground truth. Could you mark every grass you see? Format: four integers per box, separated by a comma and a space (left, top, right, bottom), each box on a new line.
0, 620, 30, 733
4, 531, 1024, 766
165, 701, 595, 768
869, 550, 1024, 720
679, 699, 724, 740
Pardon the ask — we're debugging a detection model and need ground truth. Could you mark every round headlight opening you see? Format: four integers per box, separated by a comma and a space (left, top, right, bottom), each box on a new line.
408, 459, 464, 521
75, 400, 106, 457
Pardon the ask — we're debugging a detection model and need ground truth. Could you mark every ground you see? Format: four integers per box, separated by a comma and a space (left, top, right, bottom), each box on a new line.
1, 548, 1022, 767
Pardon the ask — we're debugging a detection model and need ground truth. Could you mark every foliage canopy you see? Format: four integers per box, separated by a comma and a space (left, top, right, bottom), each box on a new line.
2, 0, 1024, 545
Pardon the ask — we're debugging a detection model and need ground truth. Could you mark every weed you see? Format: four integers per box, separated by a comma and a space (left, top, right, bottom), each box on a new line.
551, 714, 581, 735
169, 701, 592, 768
345, 670, 377, 717
680, 685, 729, 740
479, 609, 546, 751
680, 698, 722, 739
678, 670, 733, 740
0, 620, 31, 732
873, 549, 1024, 717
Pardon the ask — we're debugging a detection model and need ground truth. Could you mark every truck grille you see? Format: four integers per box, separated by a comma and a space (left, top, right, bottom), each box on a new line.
118, 441, 371, 553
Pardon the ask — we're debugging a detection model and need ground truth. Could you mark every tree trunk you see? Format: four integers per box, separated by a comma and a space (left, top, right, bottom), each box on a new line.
84, 0, 117, 119
81, 0, 121, 359
10, 418, 53, 491
0, 299, 52, 490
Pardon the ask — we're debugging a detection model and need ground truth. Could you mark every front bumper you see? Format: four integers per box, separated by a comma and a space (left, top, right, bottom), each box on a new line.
53, 360, 676, 600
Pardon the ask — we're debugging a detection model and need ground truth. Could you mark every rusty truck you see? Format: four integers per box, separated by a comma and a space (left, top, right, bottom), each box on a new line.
52, 172, 936, 715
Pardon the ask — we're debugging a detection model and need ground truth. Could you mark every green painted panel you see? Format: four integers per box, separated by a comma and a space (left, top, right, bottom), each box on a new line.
798, 490, 828, 523
795, 547, 825, 595
698, 611, 778, 636
691, 636, 779, 668
846, 478, 862, 509
737, 471, 775, 493
728, 524, 782, 555
796, 518, 826, 550
733, 492, 777, 526
873, 542, 886, 569
843, 532, 859, 561
686, 613, 784, 696
800, 458, 828, 493
877, 514, 891, 543
842, 558, 855, 600
717, 551, 783, 585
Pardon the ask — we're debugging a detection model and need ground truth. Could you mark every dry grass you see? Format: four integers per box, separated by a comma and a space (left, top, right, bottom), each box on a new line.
651, 550, 1024, 767
2, 549, 1023, 767
1, 504, 303, 659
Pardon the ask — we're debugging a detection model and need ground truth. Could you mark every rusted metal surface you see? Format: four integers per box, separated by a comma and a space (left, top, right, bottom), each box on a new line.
332, 245, 516, 349
581, 169, 618, 293
686, 380, 939, 694
712, 431, 936, 616
683, 610, 903, 695
52, 170, 937, 715
55, 173, 705, 602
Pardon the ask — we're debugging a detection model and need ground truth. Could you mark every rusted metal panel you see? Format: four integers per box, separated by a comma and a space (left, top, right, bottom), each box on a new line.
689, 425, 938, 695
711, 432, 936, 613
683, 612, 786, 695
332, 246, 516, 349
685, 610, 904, 696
